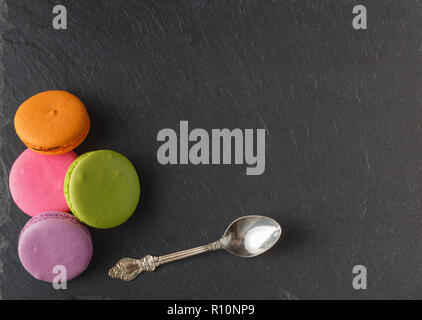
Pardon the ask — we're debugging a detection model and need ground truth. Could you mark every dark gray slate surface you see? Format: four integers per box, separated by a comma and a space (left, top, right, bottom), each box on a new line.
1, 0, 422, 299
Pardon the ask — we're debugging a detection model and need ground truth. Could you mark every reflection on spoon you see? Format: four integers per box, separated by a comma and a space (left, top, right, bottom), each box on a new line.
245, 225, 280, 254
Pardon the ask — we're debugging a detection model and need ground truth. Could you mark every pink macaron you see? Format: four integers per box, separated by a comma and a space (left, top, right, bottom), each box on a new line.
18, 212, 93, 282
9, 148, 77, 217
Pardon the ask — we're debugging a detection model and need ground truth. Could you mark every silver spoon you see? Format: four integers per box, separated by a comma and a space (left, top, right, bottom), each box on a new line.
108, 215, 282, 281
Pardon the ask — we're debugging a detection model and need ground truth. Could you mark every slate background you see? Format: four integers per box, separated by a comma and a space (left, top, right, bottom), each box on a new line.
0, 0, 422, 300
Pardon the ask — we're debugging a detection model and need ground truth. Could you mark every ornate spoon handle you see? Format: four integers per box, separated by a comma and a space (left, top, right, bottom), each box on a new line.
108, 240, 222, 281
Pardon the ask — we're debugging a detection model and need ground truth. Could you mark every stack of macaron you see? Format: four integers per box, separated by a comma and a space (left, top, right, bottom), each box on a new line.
9, 90, 140, 282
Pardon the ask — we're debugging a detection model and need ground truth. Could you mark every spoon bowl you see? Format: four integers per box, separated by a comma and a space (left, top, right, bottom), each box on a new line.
220, 215, 282, 257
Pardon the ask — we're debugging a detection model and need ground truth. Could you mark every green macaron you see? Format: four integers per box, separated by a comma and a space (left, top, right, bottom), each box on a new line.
64, 150, 140, 229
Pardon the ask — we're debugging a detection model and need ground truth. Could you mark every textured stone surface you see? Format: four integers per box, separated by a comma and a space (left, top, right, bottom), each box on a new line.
1, 0, 422, 299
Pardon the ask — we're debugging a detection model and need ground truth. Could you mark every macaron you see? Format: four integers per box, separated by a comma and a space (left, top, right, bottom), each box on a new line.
9, 149, 78, 217
14, 90, 90, 155
18, 212, 93, 282
64, 150, 140, 229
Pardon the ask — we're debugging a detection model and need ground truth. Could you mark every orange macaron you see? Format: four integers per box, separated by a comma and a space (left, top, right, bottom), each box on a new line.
14, 91, 90, 155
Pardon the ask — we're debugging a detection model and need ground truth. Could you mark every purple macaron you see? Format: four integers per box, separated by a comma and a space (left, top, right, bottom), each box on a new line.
18, 212, 93, 282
